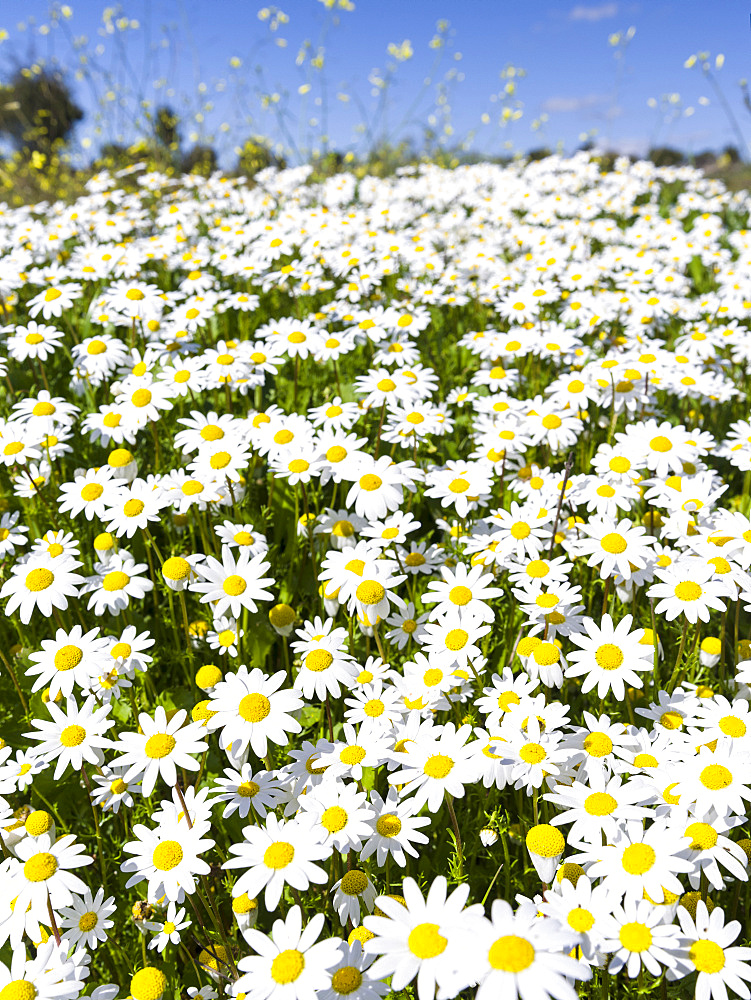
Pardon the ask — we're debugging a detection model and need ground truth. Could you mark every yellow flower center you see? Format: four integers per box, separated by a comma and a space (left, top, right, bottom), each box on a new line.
238, 781, 260, 798
340, 745, 366, 765
376, 814, 402, 837
321, 806, 348, 833
103, 571, 129, 591
448, 477, 470, 493
264, 841, 295, 869
594, 644, 624, 670
359, 474, 382, 491
54, 645, 83, 671
340, 870, 368, 895
130, 968, 167, 1000
145, 734, 176, 759
621, 844, 656, 875
25, 568, 54, 592
568, 908, 595, 933
650, 436, 672, 452
270, 949, 305, 984
60, 724, 86, 747
620, 922, 652, 952
408, 923, 448, 959
584, 792, 618, 815
79, 912, 98, 931
423, 754, 454, 779
487, 935, 535, 972
583, 732, 613, 757
520, 742, 546, 764
23, 852, 58, 882
223, 575, 247, 596
690, 940, 725, 974
124, 499, 145, 517
674, 581, 702, 601
601, 532, 627, 554
239, 693, 271, 722
526, 824, 565, 857
700, 764, 732, 790
331, 967, 363, 995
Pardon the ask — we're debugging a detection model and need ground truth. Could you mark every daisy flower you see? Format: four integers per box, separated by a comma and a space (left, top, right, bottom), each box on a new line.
649, 559, 727, 623
422, 563, 502, 622
113, 705, 208, 797
57, 467, 118, 521
333, 870, 378, 927
670, 900, 751, 999
191, 548, 275, 619
599, 898, 682, 978
26, 625, 111, 699
8, 831, 92, 923
235, 906, 342, 1000
145, 901, 191, 953
224, 813, 330, 911
576, 818, 693, 903
207, 665, 304, 758
25, 695, 114, 780
319, 941, 388, 1000
83, 554, 154, 616
211, 764, 284, 819
343, 456, 414, 520
359, 788, 430, 867
470, 897, 590, 1000
576, 517, 654, 580
296, 780, 376, 852
59, 887, 116, 951
1, 554, 83, 625
121, 818, 214, 902
364, 876, 485, 1000
565, 613, 653, 700
103, 478, 168, 538
388, 722, 478, 812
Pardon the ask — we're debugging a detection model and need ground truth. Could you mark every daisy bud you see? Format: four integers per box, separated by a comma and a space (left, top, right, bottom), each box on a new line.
321, 579, 341, 617
348, 925, 375, 947
526, 823, 566, 883
130, 967, 168, 1000
161, 556, 193, 591
700, 636, 722, 667
639, 627, 663, 659
268, 602, 296, 636
679, 890, 715, 918
3, 805, 31, 850
479, 827, 498, 847
373, 893, 406, 916
24, 809, 55, 840
191, 699, 218, 726
736, 839, 751, 867
333, 869, 377, 926
195, 664, 222, 692
93, 531, 116, 562
199, 945, 231, 981
232, 892, 259, 941
555, 861, 586, 887
107, 447, 137, 483
189, 620, 209, 648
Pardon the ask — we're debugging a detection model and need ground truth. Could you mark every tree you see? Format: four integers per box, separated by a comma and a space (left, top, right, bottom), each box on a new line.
0, 68, 83, 155
153, 105, 181, 154
181, 144, 217, 176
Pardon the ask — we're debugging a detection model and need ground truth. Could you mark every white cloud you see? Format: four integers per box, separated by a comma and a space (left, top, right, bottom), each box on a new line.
569, 3, 618, 21
542, 93, 608, 113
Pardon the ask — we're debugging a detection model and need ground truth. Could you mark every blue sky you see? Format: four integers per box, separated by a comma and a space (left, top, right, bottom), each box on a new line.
0, 0, 749, 163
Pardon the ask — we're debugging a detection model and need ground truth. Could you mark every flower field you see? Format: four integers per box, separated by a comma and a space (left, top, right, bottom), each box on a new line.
2, 152, 751, 999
